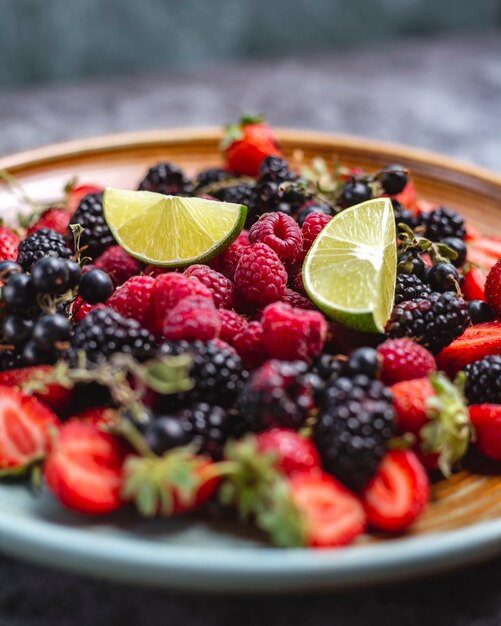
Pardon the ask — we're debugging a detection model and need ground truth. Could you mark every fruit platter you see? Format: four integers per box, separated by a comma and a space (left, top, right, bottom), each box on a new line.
0, 117, 500, 592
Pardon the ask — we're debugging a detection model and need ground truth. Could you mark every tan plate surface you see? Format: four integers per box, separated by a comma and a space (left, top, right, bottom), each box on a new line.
0, 129, 500, 587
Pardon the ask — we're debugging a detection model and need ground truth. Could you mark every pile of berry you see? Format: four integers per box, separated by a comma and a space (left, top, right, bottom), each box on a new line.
0, 115, 500, 549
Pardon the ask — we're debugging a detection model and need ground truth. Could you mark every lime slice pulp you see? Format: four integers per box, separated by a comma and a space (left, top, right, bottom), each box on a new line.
103, 188, 247, 267
302, 198, 397, 333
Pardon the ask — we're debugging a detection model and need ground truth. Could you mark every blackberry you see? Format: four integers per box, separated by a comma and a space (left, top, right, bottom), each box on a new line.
394, 274, 431, 305
313, 375, 394, 492
258, 156, 297, 184
391, 199, 416, 231
251, 181, 281, 213
212, 182, 255, 206
158, 340, 247, 408
385, 291, 469, 354
420, 207, 466, 241
465, 356, 501, 404
177, 402, 235, 460
71, 307, 155, 364
193, 167, 233, 193
138, 162, 193, 196
69, 193, 115, 259
17, 228, 72, 272
237, 360, 321, 433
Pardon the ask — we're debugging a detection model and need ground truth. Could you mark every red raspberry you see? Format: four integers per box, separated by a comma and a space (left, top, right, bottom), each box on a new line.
232, 321, 268, 368
94, 245, 143, 287
162, 296, 220, 341
184, 264, 235, 309
235, 229, 250, 246
144, 265, 166, 278
281, 288, 314, 310
484, 259, 501, 314
106, 275, 156, 331
293, 271, 306, 295
256, 428, 320, 477
234, 243, 287, 305
377, 338, 437, 385
261, 302, 327, 361
249, 212, 302, 265
0, 226, 21, 262
217, 309, 248, 344
152, 273, 213, 334
218, 242, 246, 281
301, 212, 331, 253
27, 208, 71, 236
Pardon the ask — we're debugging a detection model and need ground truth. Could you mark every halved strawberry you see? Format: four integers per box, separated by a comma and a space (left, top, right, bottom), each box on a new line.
0, 366, 72, 413
289, 470, 366, 548
44, 421, 128, 515
436, 322, 501, 375
360, 449, 430, 533
468, 404, 501, 461
467, 237, 501, 272
0, 386, 59, 471
256, 428, 320, 477
462, 267, 486, 302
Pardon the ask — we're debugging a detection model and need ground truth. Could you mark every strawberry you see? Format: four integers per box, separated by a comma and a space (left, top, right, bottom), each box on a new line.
436, 322, 501, 375
255, 428, 320, 477
484, 258, 501, 314
288, 471, 366, 548
391, 373, 472, 474
467, 237, 501, 272
465, 222, 482, 241
360, 449, 430, 532
462, 267, 486, 302
122, 448, 219, 516
0, 226, 21, 262
468, 404, 501, 461
377, 338, 436, 385
70, 406, 119, 427
222, 115, 283, 177
26, 208, 71, 236
94, 245, 143, 287
106, 275, 156, 331
0, 366, 72, 413
44, 421, 128, 515
66, 183, 103, 213
69, 296, 99, 323
0, 386, 59, 471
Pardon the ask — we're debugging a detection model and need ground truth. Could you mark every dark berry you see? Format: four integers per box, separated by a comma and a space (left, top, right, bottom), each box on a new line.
2, 273, 36, 311
31, 257, 70, 294
345, 347, 380, 378
145, 416, 192, 456
69, 193, 115, 259
2, 315, 33, 347
397, 251, 426, 280
391, 199, 416, 230
258, 156, 296, 183
467, 300, 494, 325
313, 375, 394, 492
79, 268, 114, 303
427, 262, 460, 292
339, 178, 372, 209
465, 356, 501, 404
252, 181, 281, 213
122, 407, 154, 433
420, 207, 466, 241
213, 182, 255, 207
441, 237, 467, 267
194, 168, 233, 193
66, 261, 82, 289
0, 260, 22, 280
311, 354, 344, 382
394, 274, 431, 305
177, 402, 233, 460
33, 314, 72, 351
17, 228, 72, 271
379, 164, 408, 195
297, 203, 334, 227
22, 340, 56, 366
0, 349, 23, 372
138, 162, 193, 196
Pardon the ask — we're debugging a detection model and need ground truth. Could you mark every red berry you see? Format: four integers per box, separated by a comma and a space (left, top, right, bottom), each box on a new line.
468, 404, 501, 460
234, 243, 287, 305
484, 258, 501, 314
94, 245, 143, 287
377, 338, 437, 385
143, 264, 166, 278
261, 302, 327, 361
184, 264, 235, 309
462, 267, 486, 302
218, 242, 246, 281
0, 386, 59, 471
70, 296, 98, 323
301, 212, 331, 254
249, 212, 302, 265
44, 421, 128, 516
256, 428, 320, 476
106, 275, 156, 331
232, 321, 267, 368
467, 237, 501, 272
281, 287, 314, 310
66, 183, 103, 213
391, 377, 434, 436
162, 296, 220, 341
235, 229, 250, 246
27, 208, 71, 237
289, 470, 366, 548
0, 367, 72, 413
293, 270, 306, 295
360, 449, 430, 533
70, 407, 118, 427
217, 308, 248, 344
0, 226, 21, 262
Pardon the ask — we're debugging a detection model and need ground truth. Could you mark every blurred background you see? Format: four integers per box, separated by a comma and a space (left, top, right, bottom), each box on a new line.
1, 0, 501, 167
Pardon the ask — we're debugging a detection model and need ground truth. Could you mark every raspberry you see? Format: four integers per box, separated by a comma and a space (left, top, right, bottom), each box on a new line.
232, 321, 267, 368
0, 227, 21, 262
94, 245, 143, 287
162, 296, 220, 342
248, 212, 302, 265
281, 287, 314, 310
138, 162, 193, 196
106, 275, 156, 331
152, 273, 213, 334
377, 338, 437, 385
235, 230, 250, 246
301, 212, 331, 253
210, 337, 239, 356
184, 264, 235, 309
261, 302, 327, 362
218, 242, 246, 281
484, 258, 501, 315
217, 309, 248, 344
234, 243, 287, 305
27, 208, 71, 237
293, 271, 306, 295
144, 265, 166, 278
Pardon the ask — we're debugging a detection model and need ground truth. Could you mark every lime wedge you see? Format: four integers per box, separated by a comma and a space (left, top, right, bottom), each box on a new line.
103, 188, 247, 267
302, 198, 397, 333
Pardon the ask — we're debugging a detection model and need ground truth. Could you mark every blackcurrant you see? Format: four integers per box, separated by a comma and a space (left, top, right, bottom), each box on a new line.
339, 178, 372, 209
0, 260, 22, 280
66, 260, 82, 289
31, 257, 70, 294
297, 204, 334, 227
144, 416, 191, 456
2, 315, 34, 347
22, 340, 56, 366
32, 314, 72, 350
79, 269, 114, 303
467, 300, 494, 325
397, 251, 426, 280
345, 347, 380, 379
379, 164, 408, 195
427, 262, 460, 292
441, 237, 467, 268
2, 273, 36, 311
